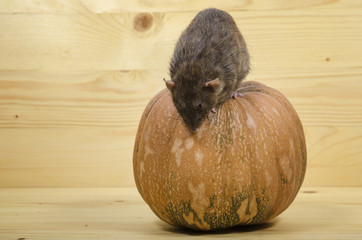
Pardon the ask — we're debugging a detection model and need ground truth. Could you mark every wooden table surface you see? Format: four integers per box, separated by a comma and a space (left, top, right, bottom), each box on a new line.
0, 187, 361, 240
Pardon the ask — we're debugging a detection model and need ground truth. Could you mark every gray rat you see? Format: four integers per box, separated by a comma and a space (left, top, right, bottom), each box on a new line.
164, 8, 250, 132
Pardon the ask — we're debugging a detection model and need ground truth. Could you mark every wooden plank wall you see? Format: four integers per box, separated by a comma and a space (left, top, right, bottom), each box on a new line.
0, 0, 361, 187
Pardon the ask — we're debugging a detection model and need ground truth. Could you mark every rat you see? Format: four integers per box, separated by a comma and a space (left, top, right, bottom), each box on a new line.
164, 8, 250, 132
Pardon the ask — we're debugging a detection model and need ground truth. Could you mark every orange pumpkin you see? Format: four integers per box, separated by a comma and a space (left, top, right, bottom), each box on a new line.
133, 81, 306, 231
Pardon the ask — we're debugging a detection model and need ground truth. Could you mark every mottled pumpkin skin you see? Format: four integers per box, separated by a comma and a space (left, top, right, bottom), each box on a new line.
133, 81, 306, 231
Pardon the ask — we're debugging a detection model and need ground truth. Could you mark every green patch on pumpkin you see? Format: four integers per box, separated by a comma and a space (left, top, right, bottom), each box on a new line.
250, 193, 274, 224
164, 200, 202, 230
280, 176, 289, 185
164, 191, 258, 231
212, 128, 234, 153
203, 191, 250, 229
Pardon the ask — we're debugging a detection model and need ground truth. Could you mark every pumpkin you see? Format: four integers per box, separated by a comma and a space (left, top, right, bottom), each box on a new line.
133, 81, 306, 231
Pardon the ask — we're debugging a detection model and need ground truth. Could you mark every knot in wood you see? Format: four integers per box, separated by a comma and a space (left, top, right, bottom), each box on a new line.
133, 13, 153, 32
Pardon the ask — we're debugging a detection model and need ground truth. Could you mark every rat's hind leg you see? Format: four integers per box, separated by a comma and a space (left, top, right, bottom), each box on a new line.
231, 92, 244, 99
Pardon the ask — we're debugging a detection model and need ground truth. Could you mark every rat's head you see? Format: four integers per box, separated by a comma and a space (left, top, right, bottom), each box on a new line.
164, 77, 220, 132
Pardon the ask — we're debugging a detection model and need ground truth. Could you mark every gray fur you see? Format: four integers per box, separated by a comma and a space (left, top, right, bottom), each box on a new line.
168, 8, 250, 131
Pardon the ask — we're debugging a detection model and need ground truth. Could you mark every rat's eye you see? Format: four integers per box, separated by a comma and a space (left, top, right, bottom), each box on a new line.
196, 103, 203, 112
174, 101, 185, 113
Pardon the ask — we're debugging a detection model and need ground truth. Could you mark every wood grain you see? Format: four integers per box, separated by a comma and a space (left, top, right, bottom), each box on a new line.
0, 126, 361, 187
0, 187, 361, 239
0, 128, 136, 187
0, 71, 361, 188
0, 9, 361, 71
304, 127, 362, 187
0, 0, 361, 13
0, 69, 361, 128
0, 0, 361, 187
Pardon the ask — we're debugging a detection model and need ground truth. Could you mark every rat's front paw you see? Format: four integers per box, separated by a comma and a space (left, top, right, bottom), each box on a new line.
207, 108, 217, 119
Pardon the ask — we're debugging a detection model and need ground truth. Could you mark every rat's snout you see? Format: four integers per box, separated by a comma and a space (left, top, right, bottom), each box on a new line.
185, 120, 198, 133
191, 126, 198, 133
181, 111, 204, 133
185, 118, 199, 133
189, 118, 203, 133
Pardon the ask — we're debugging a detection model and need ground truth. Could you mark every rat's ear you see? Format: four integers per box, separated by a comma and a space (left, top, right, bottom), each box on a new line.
204, 78, 220, 91
164, 78, 175, 91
